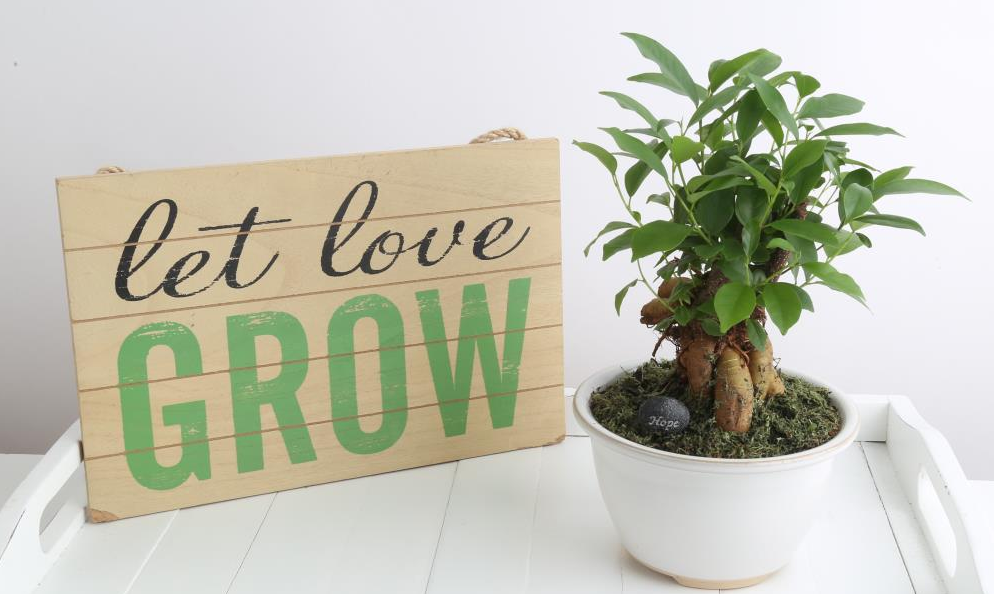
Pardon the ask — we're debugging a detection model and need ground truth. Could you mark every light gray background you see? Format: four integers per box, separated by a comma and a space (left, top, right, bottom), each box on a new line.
1, 0, 991, 478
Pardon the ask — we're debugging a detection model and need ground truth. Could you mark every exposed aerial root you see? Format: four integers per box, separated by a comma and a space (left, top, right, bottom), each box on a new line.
678, 335, 717, 396
748, 342, 786, 399
714, 347, 754, 432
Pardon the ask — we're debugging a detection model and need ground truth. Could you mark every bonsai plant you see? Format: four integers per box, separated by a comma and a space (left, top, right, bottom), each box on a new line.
571, 33, 964, 589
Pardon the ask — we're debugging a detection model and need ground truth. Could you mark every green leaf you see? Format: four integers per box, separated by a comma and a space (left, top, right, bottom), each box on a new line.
798, 94, 864, 119
670, 135, 705, 164
717, 257, 750, 284
734, 56, 783, 87
714, 282, 757, 332
602, 228, 636, 260
673, 306, 694, 325
621, 33, 700, 104
624, 123, 676, 137
700, 317, 723, 336
787, 234, 818, 265
630, 220, 694, 259
624, 142, 669, 196
730, 156, 778, 197
615, 280, 639, 315
742, 221, 761, 256
600, 91, 659, 129
856, 213, 926, 235
735, 188, 766, 226
693, 243, 724, 259
687, 176, 750, 204
766, 238, 795, 252
601, 127, 671, 183
842, 183, 873, 221
689, 84, 743, 126
762, 283, 802, 334
735, 89, 765, 142
708, 49, 780, 91
789, 159, 825, 205
745, 318, 768, 351
815, 123, 901, 137
748, 73, 799, 138
702, 122, 726, 149
627, 72, 691, 96
824, 230, 864, 258
647, 192, 671, 206
873, 166, 913, 189
584, 221, 635, 256
695, 192, 735, 235
793, 285, 814, 312
794, 73, 820, 98
873, 178, 966, 199
761, 110, 785, 146
803, 262, 866, 305
573, 141, 618, 175
841, 168, 874, 192
769, 219, 841, 246
782, 139, 828, 179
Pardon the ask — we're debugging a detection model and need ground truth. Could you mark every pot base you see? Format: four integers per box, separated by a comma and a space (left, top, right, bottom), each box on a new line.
669, 571, 773, 590
631, 552, 778, 590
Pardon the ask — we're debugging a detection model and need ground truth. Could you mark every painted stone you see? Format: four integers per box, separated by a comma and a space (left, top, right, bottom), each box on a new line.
638, 396, 690, 436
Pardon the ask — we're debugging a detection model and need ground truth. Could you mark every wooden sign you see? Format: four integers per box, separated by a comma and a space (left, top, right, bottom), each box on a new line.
56, 139, 564, 521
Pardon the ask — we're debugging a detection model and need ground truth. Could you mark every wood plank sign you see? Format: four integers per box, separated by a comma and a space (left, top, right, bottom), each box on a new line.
55, 139, 565, 521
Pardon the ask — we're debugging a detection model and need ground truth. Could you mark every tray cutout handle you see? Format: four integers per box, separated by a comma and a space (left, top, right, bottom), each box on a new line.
886, 396, 994, 594
0, 422, 86, 594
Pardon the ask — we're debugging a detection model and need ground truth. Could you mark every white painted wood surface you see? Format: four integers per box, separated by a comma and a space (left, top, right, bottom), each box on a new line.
1, 395, 992, 594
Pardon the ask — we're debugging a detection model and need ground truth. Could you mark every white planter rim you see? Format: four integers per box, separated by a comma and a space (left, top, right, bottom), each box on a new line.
573, 359, 860, 474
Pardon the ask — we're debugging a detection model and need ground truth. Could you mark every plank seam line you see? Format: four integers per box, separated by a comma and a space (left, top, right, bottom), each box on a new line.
83, 383, 565, 461
223, 494, 277, 594
860, 442, 919, 594
121, 509, 178, 594
424, 462, 459, 594
70, 261, 562, 324
79, 323, 563, 393
62, 199, 561, 252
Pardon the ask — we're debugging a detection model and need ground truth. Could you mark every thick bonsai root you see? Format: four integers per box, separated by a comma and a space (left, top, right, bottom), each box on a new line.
714, 347, 754, 432
748, 342, 786, 399
678, 336, 717, 395
639, 277, 685, 325
640, 300, 668, 325
671, 325, 787, 432
646, 274, 787, 432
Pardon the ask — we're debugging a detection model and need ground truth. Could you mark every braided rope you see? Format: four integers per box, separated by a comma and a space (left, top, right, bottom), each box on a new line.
469, 128, 527, 144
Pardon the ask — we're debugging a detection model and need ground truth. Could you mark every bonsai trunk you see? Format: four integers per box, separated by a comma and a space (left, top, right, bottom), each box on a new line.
649, 271, 786, 433
674, 324, 785, 432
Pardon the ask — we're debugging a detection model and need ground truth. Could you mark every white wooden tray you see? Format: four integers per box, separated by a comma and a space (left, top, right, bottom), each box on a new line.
1, 392, 991, 594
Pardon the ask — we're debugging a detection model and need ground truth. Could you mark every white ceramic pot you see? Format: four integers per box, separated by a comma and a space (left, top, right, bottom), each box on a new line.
573, 361, 860, 590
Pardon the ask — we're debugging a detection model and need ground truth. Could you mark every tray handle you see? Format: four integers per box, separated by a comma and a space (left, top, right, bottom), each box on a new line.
0, 421, 85, 593
886, 396, 994, 594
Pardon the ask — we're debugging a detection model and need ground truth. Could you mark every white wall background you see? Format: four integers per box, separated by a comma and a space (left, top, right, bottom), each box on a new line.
0, 0, 990, 478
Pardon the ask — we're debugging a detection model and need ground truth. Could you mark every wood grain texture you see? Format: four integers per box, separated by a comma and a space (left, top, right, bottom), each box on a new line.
71, 265, 562, 391
56, 139, 564, 520
79, 325, 564, 459
62, 202, 560, 321
83, 386, 564, 520
56, 139, 559, 250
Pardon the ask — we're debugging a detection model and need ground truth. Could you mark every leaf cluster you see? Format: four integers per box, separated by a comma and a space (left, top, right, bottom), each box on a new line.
577, 33, 965, 345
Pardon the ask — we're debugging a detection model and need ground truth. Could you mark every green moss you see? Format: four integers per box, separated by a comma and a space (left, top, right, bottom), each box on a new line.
588, 359, 841, 459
